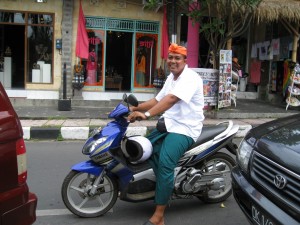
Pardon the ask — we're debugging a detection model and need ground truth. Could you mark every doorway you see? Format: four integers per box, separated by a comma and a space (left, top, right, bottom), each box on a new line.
105, 31, 133, 91
0, 25, 25, 88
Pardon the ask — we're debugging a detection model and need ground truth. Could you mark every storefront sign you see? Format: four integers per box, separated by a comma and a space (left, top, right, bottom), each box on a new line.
139, 40, 154, 48
192, 68, 219, 107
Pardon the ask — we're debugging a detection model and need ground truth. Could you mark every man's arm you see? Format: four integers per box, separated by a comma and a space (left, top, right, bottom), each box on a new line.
147, 94, 179, 117
128, 94, 179, 122
130, 98, 158, 112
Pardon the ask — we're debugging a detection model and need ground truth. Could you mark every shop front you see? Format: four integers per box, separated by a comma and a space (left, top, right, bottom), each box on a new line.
80, 17, 160, 100
0, 0, 163, 102
248, 21, 299, 106
0, 9, 59, 98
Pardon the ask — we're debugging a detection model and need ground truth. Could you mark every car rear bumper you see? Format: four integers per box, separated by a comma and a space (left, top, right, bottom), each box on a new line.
231, 167, 299, 225
1, 192, 37, 225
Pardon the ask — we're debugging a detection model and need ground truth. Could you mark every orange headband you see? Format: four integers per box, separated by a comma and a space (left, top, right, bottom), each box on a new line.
168, 43, 187, 56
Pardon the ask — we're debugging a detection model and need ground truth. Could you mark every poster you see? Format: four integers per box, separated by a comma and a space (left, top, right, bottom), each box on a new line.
192, 68, 219, 107
218, 50, 232, 109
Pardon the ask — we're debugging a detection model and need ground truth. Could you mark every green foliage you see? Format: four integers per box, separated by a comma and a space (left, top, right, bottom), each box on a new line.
143, 0, 163, 10
56, 131, 63, 141
184, 0, 262, 68
144, 0, 262, 67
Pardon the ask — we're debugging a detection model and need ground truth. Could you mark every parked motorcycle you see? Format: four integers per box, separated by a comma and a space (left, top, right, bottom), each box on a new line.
61, 94, 239, 218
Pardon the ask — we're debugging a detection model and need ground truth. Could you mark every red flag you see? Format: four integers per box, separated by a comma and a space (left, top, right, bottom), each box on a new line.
76, 1, 89, 59
161, 5, 169, 60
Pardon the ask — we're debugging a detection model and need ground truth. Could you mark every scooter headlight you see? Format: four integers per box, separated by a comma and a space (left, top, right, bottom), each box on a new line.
82, 137, 108, 155
236, 138, 254, 174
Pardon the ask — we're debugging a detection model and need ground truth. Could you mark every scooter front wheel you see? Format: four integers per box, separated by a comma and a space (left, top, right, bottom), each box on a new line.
61, 170, 118, 218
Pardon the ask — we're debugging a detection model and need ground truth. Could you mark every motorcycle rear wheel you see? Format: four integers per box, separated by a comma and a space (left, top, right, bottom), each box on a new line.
61, 170, 118, 218
196, 152, 236, 203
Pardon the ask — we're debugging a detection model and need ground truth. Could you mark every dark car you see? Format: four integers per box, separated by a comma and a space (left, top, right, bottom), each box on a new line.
0, 82, 37, 225
232, 114, 300, 225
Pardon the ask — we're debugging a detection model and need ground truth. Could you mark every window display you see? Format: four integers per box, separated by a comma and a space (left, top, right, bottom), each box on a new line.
0, 10, 54, 86
286, 63, 300, 110
27, 14, 53, 83
81, 29, 104, 86
134, 33, 158, 88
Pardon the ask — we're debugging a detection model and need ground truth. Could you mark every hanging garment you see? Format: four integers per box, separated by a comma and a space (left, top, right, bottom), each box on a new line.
251, 43, 258, 59
272, 38, 280, 56
250, 60, 261, 84
283, 60, 291, 97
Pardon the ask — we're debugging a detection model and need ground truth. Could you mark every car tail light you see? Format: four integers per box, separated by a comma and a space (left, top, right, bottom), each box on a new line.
16, 138, 27, 185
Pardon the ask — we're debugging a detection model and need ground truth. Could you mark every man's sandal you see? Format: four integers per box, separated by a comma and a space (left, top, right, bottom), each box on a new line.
142, 221, 154, 225
142, 221, 165, 225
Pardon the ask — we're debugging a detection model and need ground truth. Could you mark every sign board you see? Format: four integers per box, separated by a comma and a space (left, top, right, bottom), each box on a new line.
218, 50, 232, 108
192, 68, 219, 107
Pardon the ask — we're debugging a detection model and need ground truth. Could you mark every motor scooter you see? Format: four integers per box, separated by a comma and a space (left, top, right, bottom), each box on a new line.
61, 94, 239, 218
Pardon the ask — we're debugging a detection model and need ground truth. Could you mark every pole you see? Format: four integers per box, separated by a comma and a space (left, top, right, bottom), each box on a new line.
171, 0, 177, 43
149, 42, 153, 86
63, 63, 67, 100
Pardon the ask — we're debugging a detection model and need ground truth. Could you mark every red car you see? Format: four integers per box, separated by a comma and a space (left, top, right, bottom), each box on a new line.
0, 82, 37, 225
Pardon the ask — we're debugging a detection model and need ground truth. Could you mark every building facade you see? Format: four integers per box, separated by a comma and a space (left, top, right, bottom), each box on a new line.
0, 0, 164, 101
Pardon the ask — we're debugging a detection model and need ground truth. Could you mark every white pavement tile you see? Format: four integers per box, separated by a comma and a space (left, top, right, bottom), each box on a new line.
20, 120, 48, 127
22, 127, 30, 140
242, 118, 275, 125
61, 127, 89, 140
44, 120, 65, 126
89, 119, 108, 126
62, 119, 90, 127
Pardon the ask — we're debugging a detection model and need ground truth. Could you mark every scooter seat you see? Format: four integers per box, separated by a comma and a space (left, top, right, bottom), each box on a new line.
188, 124, 227, 150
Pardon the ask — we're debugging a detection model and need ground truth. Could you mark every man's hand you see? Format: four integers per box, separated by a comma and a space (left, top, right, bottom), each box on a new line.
127, 111, 146, 123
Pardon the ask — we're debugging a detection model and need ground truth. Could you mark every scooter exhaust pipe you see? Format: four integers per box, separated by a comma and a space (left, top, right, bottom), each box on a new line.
131, 169, 156, 182
206, 162, 226, 172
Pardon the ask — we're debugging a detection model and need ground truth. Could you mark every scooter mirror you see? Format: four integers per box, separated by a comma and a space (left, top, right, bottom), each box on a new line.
122, 93, 128, 102
127, 94, 138, 107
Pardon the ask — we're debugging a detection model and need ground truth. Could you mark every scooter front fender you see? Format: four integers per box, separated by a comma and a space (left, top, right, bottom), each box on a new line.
71, 160, 104, 176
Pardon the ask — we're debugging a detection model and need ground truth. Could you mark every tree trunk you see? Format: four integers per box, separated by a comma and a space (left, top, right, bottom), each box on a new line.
226, 38, 232, 50
292, 25, 299, 63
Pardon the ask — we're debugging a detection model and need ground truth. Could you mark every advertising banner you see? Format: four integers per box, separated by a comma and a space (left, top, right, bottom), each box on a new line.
192, 68, 219, 107
218, 50, 232, 108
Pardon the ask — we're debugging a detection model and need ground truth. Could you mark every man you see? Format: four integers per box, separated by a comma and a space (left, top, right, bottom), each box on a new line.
128, 43, 204, 225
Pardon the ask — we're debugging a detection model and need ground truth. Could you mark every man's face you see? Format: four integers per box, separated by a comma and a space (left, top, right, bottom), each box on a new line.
167, 52, 186, 76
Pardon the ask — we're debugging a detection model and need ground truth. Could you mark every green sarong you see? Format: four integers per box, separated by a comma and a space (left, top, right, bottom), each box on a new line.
147, 129, 194, 205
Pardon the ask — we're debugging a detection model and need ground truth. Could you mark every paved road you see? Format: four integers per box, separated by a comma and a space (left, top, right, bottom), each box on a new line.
26, 141, 248, 225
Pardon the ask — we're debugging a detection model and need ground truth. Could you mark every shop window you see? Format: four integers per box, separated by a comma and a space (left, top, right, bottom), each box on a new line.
0, 11, 54, 87
134, 33, 158, 88
27, 14, 53, 84
28, 13, 53, 25
0, 12, 25, 23
82, 29, 104, 86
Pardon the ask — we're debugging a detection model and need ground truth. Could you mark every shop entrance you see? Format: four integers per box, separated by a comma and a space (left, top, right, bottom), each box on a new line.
0, 24, 25, 89
105, 31, 132, 91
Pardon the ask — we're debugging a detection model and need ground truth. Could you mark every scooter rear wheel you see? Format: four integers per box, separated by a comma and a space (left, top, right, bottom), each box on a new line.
196, 152, 236, 203
61, 170, 118, 217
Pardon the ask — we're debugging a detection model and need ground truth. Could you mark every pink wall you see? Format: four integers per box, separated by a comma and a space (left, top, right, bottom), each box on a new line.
187, 3, 200, 68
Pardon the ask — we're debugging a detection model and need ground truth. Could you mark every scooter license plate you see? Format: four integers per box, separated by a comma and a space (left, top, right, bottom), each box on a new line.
251, 204, 276, 225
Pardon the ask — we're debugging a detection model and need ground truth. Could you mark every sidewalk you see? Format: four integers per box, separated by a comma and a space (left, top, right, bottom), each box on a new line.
16, 99, 299, 140
20, 118, 272, 140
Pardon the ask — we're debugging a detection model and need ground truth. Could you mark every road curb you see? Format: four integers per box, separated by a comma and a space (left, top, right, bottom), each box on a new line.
23, 126, 149, 140
22, 125, 250, 140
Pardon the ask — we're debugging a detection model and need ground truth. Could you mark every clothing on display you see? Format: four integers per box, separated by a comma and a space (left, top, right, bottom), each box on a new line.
272, 38, 280, 56
136, 55, 146, 86
251, 43, 258, 59
250, 60, 261, 84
